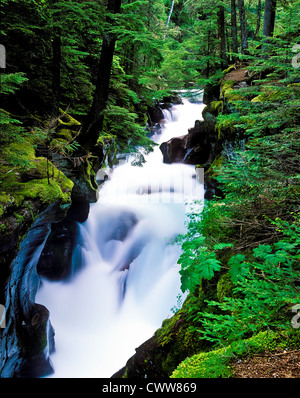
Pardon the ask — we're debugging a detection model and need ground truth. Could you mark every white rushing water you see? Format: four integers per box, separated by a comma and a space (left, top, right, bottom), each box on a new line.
36, 98, 205, 378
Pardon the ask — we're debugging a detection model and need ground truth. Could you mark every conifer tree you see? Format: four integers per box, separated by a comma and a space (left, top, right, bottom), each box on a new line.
238, 0, 248, 53
263, 0, 277, 37
218, 0, 228, 68
231, 0, 238, 57
78, 0, 122, 152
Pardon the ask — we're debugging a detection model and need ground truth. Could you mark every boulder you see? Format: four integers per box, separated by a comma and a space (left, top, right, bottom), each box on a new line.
159, 120, 211, 165
147, 104, 164, 125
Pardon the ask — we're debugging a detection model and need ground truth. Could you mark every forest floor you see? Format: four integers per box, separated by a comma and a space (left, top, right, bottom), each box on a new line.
232, 349, 300, 378
222, 65, 249, 82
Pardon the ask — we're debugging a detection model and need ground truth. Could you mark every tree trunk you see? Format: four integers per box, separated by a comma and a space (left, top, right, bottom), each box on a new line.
52, 26, 61, 121
51, 0, 61, 121
255, 0, 262, 38
78, 0, 122, 152
206, 33, 210, 78
231, 0, 238, 58
218, 0, 227, 69
163, 0, 175, 40
262, 0, 276, 37
238, 0, 248, 54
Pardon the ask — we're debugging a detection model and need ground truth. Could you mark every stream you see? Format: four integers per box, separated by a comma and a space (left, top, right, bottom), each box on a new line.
35, 97, 205, 378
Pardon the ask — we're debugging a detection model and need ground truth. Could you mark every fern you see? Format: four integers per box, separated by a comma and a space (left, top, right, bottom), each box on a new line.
196, 216, 300, 346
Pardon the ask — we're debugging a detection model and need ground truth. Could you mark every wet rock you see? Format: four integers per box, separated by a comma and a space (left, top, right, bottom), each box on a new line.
148, 105, 164, 125
36, 218, 76, 280
112, 335, 169, 378
0, 204, 60, 378
159, 120, 211, 165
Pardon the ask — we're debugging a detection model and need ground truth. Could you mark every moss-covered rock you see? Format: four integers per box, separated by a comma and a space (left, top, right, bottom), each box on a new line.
0, 136, 74, 303
220, 80, 235, 99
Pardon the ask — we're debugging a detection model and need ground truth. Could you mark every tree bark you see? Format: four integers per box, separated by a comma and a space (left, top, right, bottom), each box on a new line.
238, 0, 248, 54
163, 0, 175, 40
51, 0, 61, 120
52, 26, 61, 121
231, 0, 238, 58
262, 0, 276, 37
218, 0, 227, 69
78, 0, 122, 152
255, 0, 262, 39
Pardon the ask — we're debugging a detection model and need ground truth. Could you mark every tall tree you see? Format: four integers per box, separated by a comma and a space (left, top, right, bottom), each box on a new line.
255, 0, 262, 38
238, 0, 248, 54
164, 0, 175, 40
231, 0, 238, 58
79, 0, 122, 152
51, 21, 61, 119
262, 0, 277, 37
218, 0, 227, 69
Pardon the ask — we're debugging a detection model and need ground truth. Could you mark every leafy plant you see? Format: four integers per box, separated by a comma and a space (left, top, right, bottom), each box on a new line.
195, 216, 300, 346
178, 236, 222, 292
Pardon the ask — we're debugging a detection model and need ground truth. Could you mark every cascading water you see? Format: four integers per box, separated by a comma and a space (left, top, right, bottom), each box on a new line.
35, 98, 205, 378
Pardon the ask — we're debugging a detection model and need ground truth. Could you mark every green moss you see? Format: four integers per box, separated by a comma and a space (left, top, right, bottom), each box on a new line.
56, 128, 73, 141
223, 65, 236, 75
205, 155, 223, 178
3, 140, 36, 168
217, 273, 234, 302
171, 329, 300, 378
251, 85, 290, 103
1, 138, 73, 215
58, 108, 81, 127
153, 290, 211, 376
0, 192, 12, 217
220, 80, 235, 98
210, 100, 223, 113
15, 177, 73, 206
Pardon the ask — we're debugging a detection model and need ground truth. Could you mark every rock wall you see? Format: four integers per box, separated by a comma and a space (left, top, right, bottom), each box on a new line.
0, 204, 62, 377
0, 114, 103, 377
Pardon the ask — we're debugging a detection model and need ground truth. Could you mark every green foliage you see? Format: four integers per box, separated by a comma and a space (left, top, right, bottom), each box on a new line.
171, 329, 300, 378
178, 236, 222, 292
0, 72, 30, 150
0, 73, 28, 95
192, 216, 300, 345
174, 1, 300, 374
103, 105, 154, 153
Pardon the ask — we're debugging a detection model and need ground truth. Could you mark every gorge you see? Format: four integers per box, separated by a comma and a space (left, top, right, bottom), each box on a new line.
1, 96, 206, 378
35, 97, 205, 378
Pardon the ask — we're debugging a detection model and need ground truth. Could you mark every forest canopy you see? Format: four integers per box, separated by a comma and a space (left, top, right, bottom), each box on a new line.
1, 0, 299, 153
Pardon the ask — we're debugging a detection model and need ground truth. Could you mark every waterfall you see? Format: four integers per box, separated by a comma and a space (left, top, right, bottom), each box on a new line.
35, 98, 205, 378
